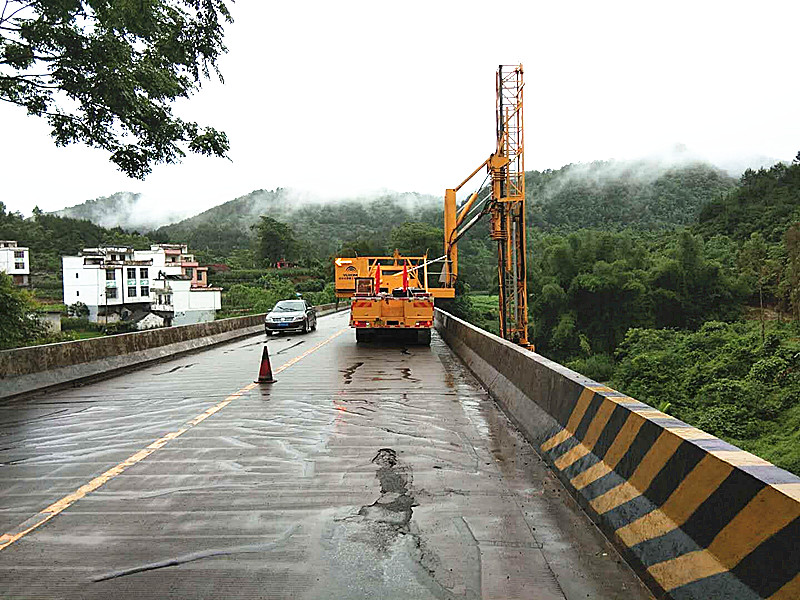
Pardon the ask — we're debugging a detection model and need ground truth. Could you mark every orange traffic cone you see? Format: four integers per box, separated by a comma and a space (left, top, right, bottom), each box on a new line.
255, 345, 276, 383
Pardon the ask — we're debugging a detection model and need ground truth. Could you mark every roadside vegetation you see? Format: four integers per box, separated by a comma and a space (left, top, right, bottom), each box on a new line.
462, 156, 800, 474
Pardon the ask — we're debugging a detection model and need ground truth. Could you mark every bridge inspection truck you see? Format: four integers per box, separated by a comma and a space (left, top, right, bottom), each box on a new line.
334, 251, 454, 345
335, 64, 530, 349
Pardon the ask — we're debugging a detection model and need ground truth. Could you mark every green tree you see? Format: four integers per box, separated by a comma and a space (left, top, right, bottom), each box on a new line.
389, 222, 443, 257
0, 272, 46, 349
337, 237, 387, 258
0, 0, 232, 178
253, 216, 296, 267
785, 224, 800, 320
67, 301, 89, 318
739, 233, 769, 343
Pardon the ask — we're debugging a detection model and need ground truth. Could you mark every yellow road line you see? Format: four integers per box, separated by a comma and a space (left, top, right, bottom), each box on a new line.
0, 327, 347, 553
272, 328, 347, 375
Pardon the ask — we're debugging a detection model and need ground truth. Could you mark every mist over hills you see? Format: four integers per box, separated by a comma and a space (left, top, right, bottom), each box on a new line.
51, 158, 739, 241
151, 189, 442, 260
527, 160, 736, 230
54, 192, 192, 231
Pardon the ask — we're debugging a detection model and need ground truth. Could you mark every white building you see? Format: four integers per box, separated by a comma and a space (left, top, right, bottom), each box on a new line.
152, 274, 222, 325
0, 241, 30, 286
62, 244, 221, 326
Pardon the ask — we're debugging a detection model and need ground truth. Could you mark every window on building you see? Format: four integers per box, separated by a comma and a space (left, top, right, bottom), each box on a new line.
106, 270, 115, 280
15, 262, 24, 269
185, 267, 193, 277
140, 268, 148, 279
128, 286, 137, 297
14, 251, 24, 259
76, 290, 80, 297
197, 271, 204, 281
106, 288, 116, 299
127, 268, 136, 279
75, 273, 79, 278
141, 286, 149, 296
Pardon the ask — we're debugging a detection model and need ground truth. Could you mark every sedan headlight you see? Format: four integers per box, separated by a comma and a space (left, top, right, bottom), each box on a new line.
292, 315, 304, 321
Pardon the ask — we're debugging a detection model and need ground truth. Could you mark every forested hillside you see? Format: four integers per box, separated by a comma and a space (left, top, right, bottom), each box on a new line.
696, 156, 800, 241
50, 159, 733, 269
515, 155, 800, 475
527, 160, 736, 230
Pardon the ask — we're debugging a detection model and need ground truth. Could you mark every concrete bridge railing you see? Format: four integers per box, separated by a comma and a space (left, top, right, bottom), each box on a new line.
0, 302, 346, 400
435, 308, 799, 600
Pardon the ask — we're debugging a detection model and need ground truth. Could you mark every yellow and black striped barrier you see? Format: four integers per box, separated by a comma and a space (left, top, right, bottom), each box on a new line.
435, 309, 799, 600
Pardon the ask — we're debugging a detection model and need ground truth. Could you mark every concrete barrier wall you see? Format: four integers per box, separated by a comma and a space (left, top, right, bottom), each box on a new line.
0, 302, 347, 399
435, 309, 800, 600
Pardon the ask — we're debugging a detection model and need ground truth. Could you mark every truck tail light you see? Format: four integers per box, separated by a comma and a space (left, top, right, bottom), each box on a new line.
415, 321, 432, 327
353, 321, 370, 327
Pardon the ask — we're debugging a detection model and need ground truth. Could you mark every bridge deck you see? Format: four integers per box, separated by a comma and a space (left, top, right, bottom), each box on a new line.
0, 311, 651, 599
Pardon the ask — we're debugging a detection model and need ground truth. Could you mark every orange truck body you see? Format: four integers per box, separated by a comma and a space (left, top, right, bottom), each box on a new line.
334, 253, 449, 343
350, 296, 434, 330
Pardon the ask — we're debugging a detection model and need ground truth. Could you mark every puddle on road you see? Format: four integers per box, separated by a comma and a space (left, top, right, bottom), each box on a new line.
340, 362, 365, 384
399, 368, 419, 383
365, 368, 420, 383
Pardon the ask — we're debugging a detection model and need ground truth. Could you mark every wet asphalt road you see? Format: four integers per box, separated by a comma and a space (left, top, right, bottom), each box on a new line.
0, 311, 652, 599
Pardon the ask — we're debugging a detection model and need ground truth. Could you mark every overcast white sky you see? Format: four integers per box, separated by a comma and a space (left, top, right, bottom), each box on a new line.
2, 0, 799, 218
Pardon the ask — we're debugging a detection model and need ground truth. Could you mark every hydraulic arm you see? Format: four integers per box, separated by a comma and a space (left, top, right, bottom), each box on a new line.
443, 65, 531, 348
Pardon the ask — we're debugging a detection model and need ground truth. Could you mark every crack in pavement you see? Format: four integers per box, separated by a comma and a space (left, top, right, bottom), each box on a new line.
274, 340, 305, 355
92, 524, 300, 582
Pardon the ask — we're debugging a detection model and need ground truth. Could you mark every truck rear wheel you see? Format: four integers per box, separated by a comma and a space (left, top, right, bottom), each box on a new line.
355, 329, 372, 344
416, 329, 431, 346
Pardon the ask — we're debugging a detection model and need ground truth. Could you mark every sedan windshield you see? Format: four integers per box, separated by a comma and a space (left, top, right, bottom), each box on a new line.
273, 300, 306, 312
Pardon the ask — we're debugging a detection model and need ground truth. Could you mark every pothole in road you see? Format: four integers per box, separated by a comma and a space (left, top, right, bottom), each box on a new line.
322, 449, 469, 599
358, 448, 417, 529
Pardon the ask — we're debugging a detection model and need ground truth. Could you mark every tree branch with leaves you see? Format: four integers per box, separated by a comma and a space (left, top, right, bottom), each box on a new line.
0, 0, 232, 178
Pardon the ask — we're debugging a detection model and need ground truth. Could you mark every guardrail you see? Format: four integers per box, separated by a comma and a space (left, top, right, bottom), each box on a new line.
434, 308, 799, 600
0, 302, 348, 399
